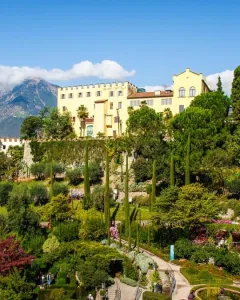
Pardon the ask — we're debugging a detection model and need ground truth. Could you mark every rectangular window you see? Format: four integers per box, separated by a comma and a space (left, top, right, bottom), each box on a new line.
118, 91, 123, 96
130, 100, 140, 107
3, 145, 6, 150
113, 130, 117, 137
109, 91, 114, 97
72, 117, 76, 122
87, 92, 91, 97
179, 105, 184, 113
9, 138, 12, 142
118, 102, 122, 109
4, 138, 6, 142
63, 106, 67, 112
78, 92, 82, 97
97, 91, 101, 97
161, 98, 172, 105
14, 139, 17, 142
61, 94, 65, 99
114, 116, 120, 123
146, 99, 154, 106
110, 102, 113, 109
69, 93, 73, 99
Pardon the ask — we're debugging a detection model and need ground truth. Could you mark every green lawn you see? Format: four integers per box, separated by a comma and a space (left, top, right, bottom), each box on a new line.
180, 262, 233, 285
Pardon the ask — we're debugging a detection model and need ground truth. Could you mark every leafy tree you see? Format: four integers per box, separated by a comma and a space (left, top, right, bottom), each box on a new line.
42, 235, 60, 253
44, 162, 65, 179
104, 149, 110, 225
231, 65, 240, 123
8, 183, 31, 211
89, 161, 102, 183
29, 182, 49, 205
201, 148, 233, 192
0, 268, 35, 299
42, 107, 75, 139
20, 115, 42, 139
30, 162, 46, 180
52, 221, 79, 242
92, 185, 113, 212
77, 105, 88, 137
66, 168, 83, 185
0, 236, 35, 275
52, 182, 69, 197
154, 184, 219, 226
216, 76, 224, 95
131, 157, 151, 183
0, 182, 13, 206
225, 173, 240, 197
50, 194, 71, 222
79, 217, 106, 241
175, 239, 195, 259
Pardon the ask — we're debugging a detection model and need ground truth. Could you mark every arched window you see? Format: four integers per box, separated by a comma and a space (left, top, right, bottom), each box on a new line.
87, 125, 93, 137
189, 87, 196, 97
179, 87, 185, 97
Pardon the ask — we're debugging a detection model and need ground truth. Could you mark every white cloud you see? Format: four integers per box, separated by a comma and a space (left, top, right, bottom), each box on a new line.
206, 70, 233, 95
145, 70, 234, 95
0, 60, 136, 89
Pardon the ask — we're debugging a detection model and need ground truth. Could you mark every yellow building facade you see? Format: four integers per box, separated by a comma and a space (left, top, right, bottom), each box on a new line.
57, 68, 210, 137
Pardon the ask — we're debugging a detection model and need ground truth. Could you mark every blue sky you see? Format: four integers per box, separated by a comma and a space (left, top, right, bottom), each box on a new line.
0, 0, 239, 92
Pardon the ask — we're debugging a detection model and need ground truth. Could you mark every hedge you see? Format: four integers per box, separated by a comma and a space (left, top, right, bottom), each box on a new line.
142, 291, 171, 300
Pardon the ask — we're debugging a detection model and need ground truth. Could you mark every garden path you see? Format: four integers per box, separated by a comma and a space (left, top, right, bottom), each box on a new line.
116, 239, 191, 300
107, 278, 144, 300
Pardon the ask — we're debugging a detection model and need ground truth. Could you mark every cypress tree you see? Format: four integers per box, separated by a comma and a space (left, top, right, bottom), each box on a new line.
150, 160, 156, 212
84, 142, 90, 209
185, 133, 191, 185
170, 152, 174, 187
216, 76, 224, 95
231, 66, 240, 123
124, 153, 129, 236
50, 160, 53, 198
104, 148, 110, 245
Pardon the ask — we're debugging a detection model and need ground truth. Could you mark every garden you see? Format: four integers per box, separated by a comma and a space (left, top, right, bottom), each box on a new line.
1, 72, 240, 299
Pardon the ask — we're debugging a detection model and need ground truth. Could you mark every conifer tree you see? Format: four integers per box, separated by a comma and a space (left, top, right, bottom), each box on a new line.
124, 153, 129, 236
84, 142, 90, 209
231, 66, 240, 123
185, 133, 191, 185
170, 152, 174, 187
216, 76, 224, 95
104, 148, 110, 245
150, 160, 156, 211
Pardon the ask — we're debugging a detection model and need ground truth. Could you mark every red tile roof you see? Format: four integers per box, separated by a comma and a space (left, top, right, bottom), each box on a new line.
127, 91, 173, 99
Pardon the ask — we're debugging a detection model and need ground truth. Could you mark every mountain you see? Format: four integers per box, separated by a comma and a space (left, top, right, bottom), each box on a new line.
0, 78, 59, 137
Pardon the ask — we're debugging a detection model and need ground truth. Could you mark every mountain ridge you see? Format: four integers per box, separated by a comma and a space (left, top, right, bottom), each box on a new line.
0, 79, 59, 137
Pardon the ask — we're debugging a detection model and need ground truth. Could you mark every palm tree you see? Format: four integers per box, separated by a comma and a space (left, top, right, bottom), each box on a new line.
77, 105, 88, 137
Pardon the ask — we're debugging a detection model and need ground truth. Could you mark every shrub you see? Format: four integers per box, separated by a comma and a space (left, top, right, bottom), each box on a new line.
132, 157, 151, 183
222, 252, 240, 275
52, 182, 69, 197
79, 217, 106, 241
120, 277, 138, 287
0, 182, 13, 206
29, 182, 49, 205
53, 221, 80, 242
175, 239, 195, 259
143, 291, 171, 300
91, 185, 113, 211
42, 235, 60, 253
133, 195, 149, 206
89, 161, 102, 183
22, 235, 46, 256
123, 257, 138, 280
66, 168, 83, 185
191, 248, 209, 263
55, 278, 66, 286
44, 163, 65, 179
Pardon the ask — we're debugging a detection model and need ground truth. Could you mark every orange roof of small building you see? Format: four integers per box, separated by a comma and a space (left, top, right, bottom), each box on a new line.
127, 90, 173, 99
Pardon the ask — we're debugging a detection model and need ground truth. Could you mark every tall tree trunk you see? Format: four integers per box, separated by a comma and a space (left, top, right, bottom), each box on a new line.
150, 160, 156, 212
104, 148, 110, 245
185, 133, 191, 185
170, 152, 175, 187
84, 142, 90, 209
124, 153, 129, 236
